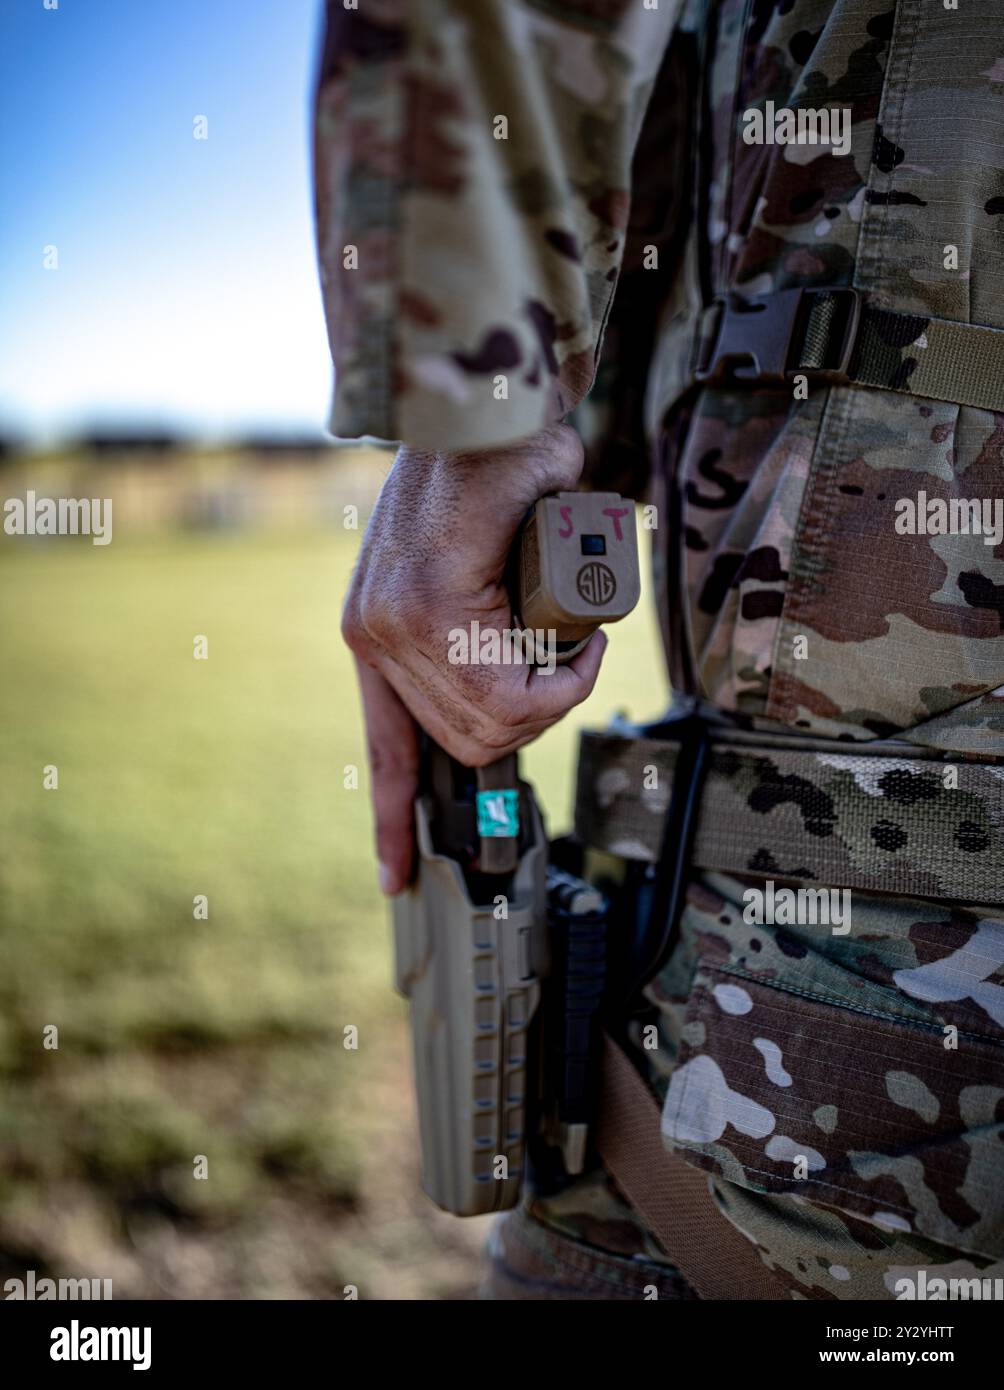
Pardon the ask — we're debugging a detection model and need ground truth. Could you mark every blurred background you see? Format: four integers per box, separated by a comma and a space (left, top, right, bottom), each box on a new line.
0, 1, 667, 1298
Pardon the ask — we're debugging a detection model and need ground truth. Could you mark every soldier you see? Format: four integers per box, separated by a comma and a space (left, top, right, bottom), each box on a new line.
316, 0, 1004, 1298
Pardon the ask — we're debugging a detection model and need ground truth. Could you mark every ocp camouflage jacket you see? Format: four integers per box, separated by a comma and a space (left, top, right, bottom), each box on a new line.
314, 0, 1004, 758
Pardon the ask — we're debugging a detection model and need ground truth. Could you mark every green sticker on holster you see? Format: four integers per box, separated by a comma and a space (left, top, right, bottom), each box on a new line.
476, 788, 520, 838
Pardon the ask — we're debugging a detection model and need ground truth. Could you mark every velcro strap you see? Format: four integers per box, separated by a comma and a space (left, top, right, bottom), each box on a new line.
575, 731, 1004, 904
813, 298, 1004, 413
697, 289, 1004, 413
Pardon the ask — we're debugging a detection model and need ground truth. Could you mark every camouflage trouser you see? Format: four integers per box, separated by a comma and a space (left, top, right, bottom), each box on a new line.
486, 871, 1004, 1300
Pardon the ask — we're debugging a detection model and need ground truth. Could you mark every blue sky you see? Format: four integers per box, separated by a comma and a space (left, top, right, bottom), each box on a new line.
0, 0, 334, 443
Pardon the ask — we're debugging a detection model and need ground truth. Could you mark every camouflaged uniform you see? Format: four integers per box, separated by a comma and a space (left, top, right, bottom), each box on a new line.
315, 0, 1004, 1299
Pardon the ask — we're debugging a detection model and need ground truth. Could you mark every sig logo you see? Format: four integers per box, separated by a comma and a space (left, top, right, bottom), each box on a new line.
576, 561, 617, 606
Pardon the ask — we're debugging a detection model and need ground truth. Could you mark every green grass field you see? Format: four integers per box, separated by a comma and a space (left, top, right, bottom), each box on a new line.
0, 523, 666, 1298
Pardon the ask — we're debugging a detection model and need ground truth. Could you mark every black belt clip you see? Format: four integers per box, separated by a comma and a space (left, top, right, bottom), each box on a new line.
620, 703, 712, 1005
694, 286, 861, 386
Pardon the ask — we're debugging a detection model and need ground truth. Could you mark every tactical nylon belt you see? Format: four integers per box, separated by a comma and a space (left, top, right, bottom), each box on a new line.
575, 729, 1004, 905
596, 1033, 787, 1299
694, 286, 1004, 414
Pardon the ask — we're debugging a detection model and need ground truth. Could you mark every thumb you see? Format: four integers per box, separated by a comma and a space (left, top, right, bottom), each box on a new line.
355, 659, 420, 895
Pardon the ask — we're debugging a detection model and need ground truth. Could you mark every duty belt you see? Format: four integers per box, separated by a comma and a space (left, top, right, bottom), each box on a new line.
575, 720, 1004, 906
578, 720, 1004, 1298
693, 286, 1004, 413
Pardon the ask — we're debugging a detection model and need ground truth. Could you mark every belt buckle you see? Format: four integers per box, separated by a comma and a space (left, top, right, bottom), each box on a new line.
695, 287, 860, 386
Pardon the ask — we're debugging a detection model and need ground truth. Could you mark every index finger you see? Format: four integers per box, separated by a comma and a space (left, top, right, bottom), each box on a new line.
355, 657, 420, 895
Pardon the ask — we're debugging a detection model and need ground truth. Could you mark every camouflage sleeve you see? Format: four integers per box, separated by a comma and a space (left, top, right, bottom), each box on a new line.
313, 0, 681, 453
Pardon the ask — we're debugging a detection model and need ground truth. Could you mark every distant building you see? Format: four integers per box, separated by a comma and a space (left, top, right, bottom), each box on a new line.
80, 429, 181, 458
238, 433, 333, 462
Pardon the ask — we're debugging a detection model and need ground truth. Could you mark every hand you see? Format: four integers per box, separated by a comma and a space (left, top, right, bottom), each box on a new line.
342, 424, 608, 894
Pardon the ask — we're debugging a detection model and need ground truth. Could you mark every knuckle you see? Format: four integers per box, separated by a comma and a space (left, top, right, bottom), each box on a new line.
480, 718, 521, 752
358, 586, 406, 647
340, 597, 367, 653
541, 423, 584, 487
466, 737, 515, 769
437, 728, 482, 766
551, 421, 584, 462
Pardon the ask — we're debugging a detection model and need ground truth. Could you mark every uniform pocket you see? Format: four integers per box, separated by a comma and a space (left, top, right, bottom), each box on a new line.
661, 960, 1004, 1260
